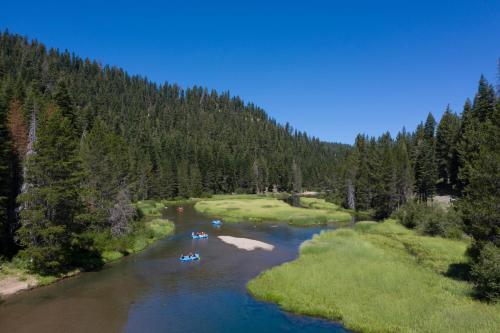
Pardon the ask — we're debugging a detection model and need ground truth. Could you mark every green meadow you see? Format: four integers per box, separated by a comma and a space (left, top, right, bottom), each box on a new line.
248, 220, 500, 333
194, 195, 352, 225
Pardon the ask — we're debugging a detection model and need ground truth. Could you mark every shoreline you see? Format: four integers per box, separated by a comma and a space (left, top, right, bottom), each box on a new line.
247, 220, 500, 333
0, 217, 174, 298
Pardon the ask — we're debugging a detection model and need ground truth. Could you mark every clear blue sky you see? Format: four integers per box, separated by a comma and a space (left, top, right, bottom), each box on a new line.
1, 1, 499, 143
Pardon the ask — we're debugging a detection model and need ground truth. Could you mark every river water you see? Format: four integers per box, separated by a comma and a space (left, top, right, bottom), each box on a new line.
0, 205, 348, 333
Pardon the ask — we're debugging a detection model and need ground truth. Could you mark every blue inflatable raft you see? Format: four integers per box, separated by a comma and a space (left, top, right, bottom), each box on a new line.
179, 253, 200, 262
192, 232, 208, 239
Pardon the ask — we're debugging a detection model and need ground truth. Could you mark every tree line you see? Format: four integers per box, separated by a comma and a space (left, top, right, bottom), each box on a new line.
333, 69, 499, 300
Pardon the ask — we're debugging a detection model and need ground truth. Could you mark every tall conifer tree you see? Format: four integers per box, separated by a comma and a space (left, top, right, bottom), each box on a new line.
17, 106, 85, 274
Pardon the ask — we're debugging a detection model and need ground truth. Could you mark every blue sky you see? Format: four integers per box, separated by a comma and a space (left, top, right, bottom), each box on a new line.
1, 1, 499, 143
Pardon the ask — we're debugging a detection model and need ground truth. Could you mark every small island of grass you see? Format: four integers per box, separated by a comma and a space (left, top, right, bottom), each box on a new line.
194, 195, 352, 225
247, 220, 500, 333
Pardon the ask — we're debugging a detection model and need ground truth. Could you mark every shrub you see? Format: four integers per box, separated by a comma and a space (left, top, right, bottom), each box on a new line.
393, 201, 463, 239
471, 242, 500, 301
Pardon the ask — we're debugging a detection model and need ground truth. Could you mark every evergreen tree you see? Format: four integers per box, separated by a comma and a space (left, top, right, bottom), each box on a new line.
17, 106, 86, 274
80, 118, 130, 229
414, 139, 437, 202
436, 106, 460, 189
394, 132, 413, 206
423, 112, 436, 140
414, 113, 438, 201
291, 160, 302, 193
53, 80, 77, 128
457, 77, 496, 194
372, 133, 397, 218
456, 99, 476, 193
153, 160, 175, 199
176, 160, 190, 198
473, 75, 496, 121
353, 135, 370, 210
189, 164, 203, 197
458, 76, 500, 300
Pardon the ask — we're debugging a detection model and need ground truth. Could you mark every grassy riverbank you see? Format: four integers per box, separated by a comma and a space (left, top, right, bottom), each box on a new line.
194, 196, 352, 225
248, 220, 500, 332
0, 200, 174, 297
95, 218, 175, 263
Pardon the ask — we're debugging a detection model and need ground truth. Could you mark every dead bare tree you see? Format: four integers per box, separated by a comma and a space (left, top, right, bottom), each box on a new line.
292, 160, 302, 193
109, 189, 136, 237
346, 178, 356, 210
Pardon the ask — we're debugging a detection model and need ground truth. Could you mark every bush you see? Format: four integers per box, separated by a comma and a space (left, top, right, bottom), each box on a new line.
471, 242, 500, 301
393, 201, 463, 239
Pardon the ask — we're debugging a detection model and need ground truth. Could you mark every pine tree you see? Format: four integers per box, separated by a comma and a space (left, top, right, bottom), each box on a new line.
456, 99, 476, 193
17, 106, 85, 274
394, 132, 413, 206
80, 118, 130, 229
457, 76, 500, 300
176, 160, 190, 198
436, 106, 460, 189
459, 102, 499, 300
457, 77, 497, 194
291, 160, 302, 193
190, 164, 203, 197
372, 133, 397, 218
473, 75, 496, 121
414, 113, 438, 201
414, 139, 437, 202
153, 160, 175, 199
353, 135, 370, 210
424, 112, 436, 140
54, 80, 77, 128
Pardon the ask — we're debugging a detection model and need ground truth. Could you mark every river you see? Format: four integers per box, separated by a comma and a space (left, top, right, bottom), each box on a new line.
0, 205, 349, 332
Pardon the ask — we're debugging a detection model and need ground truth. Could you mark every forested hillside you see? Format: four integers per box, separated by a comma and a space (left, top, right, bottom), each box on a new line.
0, 32, 346, 264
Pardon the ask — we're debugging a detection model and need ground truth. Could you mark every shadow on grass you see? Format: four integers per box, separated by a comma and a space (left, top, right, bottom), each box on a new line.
445, 262, 471, 282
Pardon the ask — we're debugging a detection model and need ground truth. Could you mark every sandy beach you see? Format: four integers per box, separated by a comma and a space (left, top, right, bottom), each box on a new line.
218, 236, 274, 251
0, 275, 37, 296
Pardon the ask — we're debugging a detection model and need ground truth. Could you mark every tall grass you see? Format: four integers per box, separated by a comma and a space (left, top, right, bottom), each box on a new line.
135, 200, 168, 217
97, 218, 175, 263
248, 220, 500, 332
164, 193, 291, 205
194, 197, 351, 225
